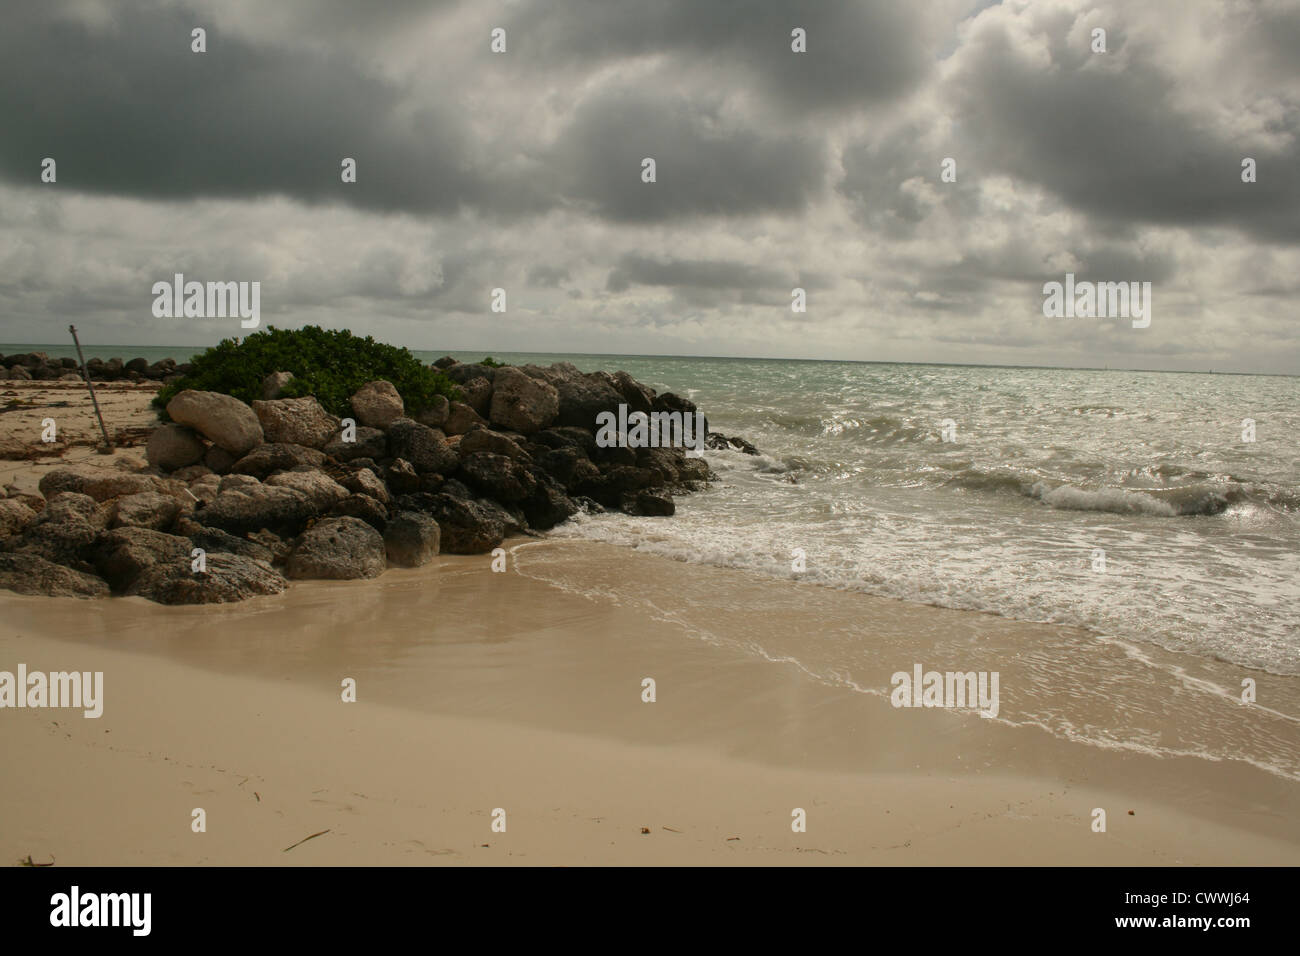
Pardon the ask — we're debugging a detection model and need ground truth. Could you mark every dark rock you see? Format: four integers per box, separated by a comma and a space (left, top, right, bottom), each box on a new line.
383, 511, 441, 567
623, 490, 675, 516
457, 428, 531, 462
417, 494, 504, 554
230, 442, 326, 479
125, 357, 149, 374
489, 366, 559, 434
92, 527, 193, 593
444, 401, 488, 436
413, 394, 450, 430
175, 519, 275, 565
110, 491, 183, 531
329, 493, 389, 531
128, 552, 287, 604
574, 464, 654, 507
521, 474, 578, 530
384, 458, 420, 494
386, 418, 458, 474
324, 424, 387, 462
459, 452, 537, 503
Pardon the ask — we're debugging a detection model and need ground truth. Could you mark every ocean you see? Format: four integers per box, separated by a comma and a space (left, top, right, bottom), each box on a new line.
8, 343, 1299, 775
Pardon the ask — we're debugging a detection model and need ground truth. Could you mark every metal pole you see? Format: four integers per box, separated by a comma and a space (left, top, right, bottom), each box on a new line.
68, 324, 114, 454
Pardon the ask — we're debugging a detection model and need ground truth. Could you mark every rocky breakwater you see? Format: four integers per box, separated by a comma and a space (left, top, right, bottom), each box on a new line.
1, 351, 193, 384
0, 360, 756, 604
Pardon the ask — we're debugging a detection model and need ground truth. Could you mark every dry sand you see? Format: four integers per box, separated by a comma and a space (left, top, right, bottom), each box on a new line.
2, 384, 1298, 866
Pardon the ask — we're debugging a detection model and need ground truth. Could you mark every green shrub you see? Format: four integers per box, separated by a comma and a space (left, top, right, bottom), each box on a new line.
479, 356, 508, 368
154, 326, 460, 417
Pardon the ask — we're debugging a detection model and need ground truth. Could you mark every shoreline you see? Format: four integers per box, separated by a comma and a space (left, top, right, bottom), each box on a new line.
3, 538, 1298, 865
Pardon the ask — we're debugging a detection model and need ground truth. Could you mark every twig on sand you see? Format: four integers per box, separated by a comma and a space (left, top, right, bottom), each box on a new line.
282, 829, 331, 853
18, 854, 55, 867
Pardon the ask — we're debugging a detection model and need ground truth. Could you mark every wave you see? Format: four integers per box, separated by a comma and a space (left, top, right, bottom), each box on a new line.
1027, 481, 1246, 516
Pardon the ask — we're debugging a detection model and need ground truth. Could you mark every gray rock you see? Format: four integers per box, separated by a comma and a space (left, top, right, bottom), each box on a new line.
230, 442, 326, 479
460, 377, 493, 417
349, 380, 405, 429
489, 366, 559, 434
328, 493, 389, 531
110, 491, 183, 531
386, 418, 458, 474
382, 511, 440, 567
457, 428, 532, 462
417, 493, 505, 554
323, 424, 387, 462
38, 465, 159, 502
338, 466, 390, 504
203, 444, 239, 474
92, 527, 193, 592
264, 469, 349, 512
413, 394, 450, 429
0, 498, 37, 538
287, 516, 386, 580
128, 552, 287, 604
196, 483, 320, 534
459, 452, 538, 503
0, 553, 108, 599
252, 396, 339, 449
443, 401, 488, 436
166, 390, 264, 456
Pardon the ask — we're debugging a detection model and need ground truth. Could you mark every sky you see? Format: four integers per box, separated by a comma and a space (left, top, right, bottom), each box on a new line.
1, 0, 1298, 374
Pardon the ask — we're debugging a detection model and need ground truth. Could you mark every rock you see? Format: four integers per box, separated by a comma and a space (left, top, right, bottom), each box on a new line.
534, 445, 583, 486
323, 424, 387, 462
252, 397, 338, 449
128, 552, 287, 604
520, 475, 578, 530
230, 442, 326, 479
0, 498, 37, 538
406, 493, 504, 554
705, 432, 759, 455
338, 466, 390, 505
349, 380, 405, 429
171, 464, 213, 483
624, 490, 675, 516
459, 452, 537, 503
124, 357, 149, 374
219, 474, 262, 493
264, 469, 349, 512
574, 464, 654, 507
432, 355, 457, 369
38, 465, 159, 502
196, 483, 320, 534
384, 458, 420, 494
175, 518, 275, 565
521, 363, 623, 427
329, 494, 389, 531
287, 516, 386, 580
386, 418, 458, 474
460, 378, 493, 417
458, 428, 531, 462
0, 553, 107, 599
532, 426, 598, 458
613, 370, 655, 414
10, 492, 108, 570
413, 394, 450, 429
383, 511, 441, 567
444, 363, 495, 386
5, 366, 32, 381
247, 529, 291, 564
444, 401, 488, 436
166, 390, 264, 456
110, 491, 182, 531
203, 444, 239, 474
187, 474, 222, 505
92, 527, 193, 592
261, 371, 294, 400
489, 366, 559, 434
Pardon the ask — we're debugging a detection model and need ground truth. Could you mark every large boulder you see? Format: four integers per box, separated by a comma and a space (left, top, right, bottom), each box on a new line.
252, 397, 338, 449
92, 527, 193, 592
230, 442, 326, 479
460, 378, 493, 417
264, 469, 349, 512
38, 465, 159, 502
489, 366, 559, 434
338, 466, 390, 505
444, 402, 488, 436
9, 492, 108, 570
613, 370, 655, 415
349, 380, 405, 429
521, 363, 623, 428
403, 493, 504, 554
382, 511, 441, 567
286, 516, 386, 580
323, 425, 387, 462
195, 483, 320, 534
110, 491, 183, 531
521, 475, 578, 530
573, 464, 655, 507
386, 419, 458, 475
175, 518, 275, 565
166, 390, 264, 456
458, 428, 531, 462
328, 493, 389, 531
413, 395, 450, 430
128, 553, 287, 604
0, 553, 108, 599
146, 424, 206, 471
261, 371, 294, 400
458, 452, 537, 503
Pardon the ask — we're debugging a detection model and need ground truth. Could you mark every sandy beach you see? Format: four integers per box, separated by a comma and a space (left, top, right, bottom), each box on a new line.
2, 536, 1298, 866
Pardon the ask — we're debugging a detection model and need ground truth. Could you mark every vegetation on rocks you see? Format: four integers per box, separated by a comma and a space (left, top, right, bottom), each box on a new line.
154, 326, 460, 417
